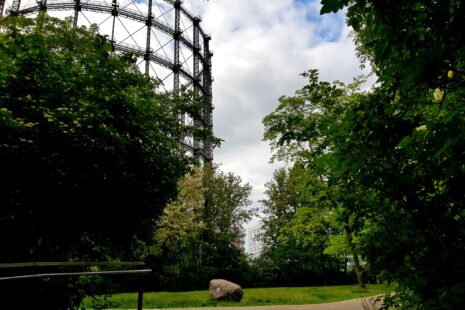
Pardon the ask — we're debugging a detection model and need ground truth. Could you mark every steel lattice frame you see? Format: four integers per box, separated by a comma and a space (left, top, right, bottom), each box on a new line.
0, 0, 214, 161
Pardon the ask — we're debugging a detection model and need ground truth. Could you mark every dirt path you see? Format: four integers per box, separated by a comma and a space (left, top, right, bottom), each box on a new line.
146, 297, 381, 310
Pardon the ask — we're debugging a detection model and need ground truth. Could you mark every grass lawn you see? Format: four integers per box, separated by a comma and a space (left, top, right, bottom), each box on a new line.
82, 284, 389, 309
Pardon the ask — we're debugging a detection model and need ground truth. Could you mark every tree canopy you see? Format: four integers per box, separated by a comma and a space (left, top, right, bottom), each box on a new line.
261, 0, 465, 307
149, 164, 254, 290
0, 15, 216, 308
257, 163, 347, 287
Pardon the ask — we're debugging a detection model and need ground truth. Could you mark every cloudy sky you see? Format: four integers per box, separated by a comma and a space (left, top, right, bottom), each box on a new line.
181, 0, 372, 226
5, 0, 369, 226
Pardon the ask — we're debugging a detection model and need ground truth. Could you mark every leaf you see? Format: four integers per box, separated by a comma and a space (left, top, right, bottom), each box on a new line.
397, 135, 411, 149
320, 0, 349, 14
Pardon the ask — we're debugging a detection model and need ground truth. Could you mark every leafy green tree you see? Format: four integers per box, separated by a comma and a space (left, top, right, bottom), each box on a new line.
318, 0, 465, 308
263, 72, 368, 288
260, 168, 298, 245
321, 0, 465, 92
150, 165, 254, 290
259, 164, 346, 287
202, 164, 254, 237
155, 169, 207, 251
262, 0, 465, 306
0, 15, 216, 308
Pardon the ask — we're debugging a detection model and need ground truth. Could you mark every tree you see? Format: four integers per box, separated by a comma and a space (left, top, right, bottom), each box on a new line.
258, 164, 346, 287
155, 169, 207, 252
262, 0, 465, 306
261, 168, 299, 246
150, 164, 254, 290
202, 164, 254, 237
0, 15, 216, 308
263, 72, 368, 288
318, 0, 465, 308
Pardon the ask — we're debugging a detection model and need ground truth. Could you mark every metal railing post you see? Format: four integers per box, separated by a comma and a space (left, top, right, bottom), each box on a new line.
138, 287, 144, 310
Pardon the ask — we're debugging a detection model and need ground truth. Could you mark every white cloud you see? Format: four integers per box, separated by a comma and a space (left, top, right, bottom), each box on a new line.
214, 142, 282, 203
7, 0, 370, 227
180, 0, 371, 226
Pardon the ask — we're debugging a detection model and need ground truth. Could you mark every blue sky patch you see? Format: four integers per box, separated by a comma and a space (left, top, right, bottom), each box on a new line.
294, 0, 313, 4
316, 14, 344, 42
293, 0, 345, 44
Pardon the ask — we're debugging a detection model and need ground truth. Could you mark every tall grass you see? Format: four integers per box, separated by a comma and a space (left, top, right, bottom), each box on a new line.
82, 284, 389, 309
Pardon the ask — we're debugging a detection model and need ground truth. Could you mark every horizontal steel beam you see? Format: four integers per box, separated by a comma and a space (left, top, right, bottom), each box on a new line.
19, 1, 197, 51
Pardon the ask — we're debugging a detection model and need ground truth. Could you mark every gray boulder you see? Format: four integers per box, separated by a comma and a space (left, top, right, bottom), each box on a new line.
208, 279, 243, 301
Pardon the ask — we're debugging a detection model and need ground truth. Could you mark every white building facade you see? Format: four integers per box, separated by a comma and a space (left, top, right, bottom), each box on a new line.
245, 222, 264, 258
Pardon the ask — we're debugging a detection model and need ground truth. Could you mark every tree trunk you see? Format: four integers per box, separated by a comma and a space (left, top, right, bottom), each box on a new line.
345, 227, 366, 289
353, 252, 366, 288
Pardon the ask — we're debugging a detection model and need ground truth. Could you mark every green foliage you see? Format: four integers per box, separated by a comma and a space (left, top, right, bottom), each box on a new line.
263, 0, 465, 307
258, 164, 348, 287
262, 72, 369, 287
340, 0, 465, 91
336, 83, 465, 309
320, 0, 350, 14
265, 67, 465, 307
0, 15, 216, 308
147, 165, 254, 290
202, 164, 255, 237
263, 69, 365, 164
260, 167, 298, 244
155, 168, 207, 249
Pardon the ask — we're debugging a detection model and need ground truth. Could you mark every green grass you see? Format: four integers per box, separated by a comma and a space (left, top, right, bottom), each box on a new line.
82, 284, 390, 309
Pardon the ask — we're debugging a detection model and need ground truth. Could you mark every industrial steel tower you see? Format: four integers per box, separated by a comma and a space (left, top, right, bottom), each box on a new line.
0, 0, 214, 161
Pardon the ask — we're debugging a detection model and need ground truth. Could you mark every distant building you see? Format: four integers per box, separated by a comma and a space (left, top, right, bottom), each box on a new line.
245, 222, 264, 258
233, 230, 246, 253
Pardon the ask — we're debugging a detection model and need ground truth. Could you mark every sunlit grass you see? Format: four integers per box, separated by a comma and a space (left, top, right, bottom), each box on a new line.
82, 284, 389, 309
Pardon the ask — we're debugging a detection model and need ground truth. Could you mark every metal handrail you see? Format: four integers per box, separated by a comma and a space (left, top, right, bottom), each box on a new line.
0, 269, 152, 281
0, 261, 145, 268
0, 261, 151, 310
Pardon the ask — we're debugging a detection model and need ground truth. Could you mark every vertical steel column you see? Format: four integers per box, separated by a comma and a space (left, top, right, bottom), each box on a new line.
193, 17, 201, 84
9, 0, 22, 16
144, 0, 153, 74
192, 17, 201, 157
202, 35, 213, 161
73, 0, 81, 28
39, 0, 47, 12
0, 0, 5, 17
173, 0, 183, 141
110, 0, 118, 51
173, 0, 181, 94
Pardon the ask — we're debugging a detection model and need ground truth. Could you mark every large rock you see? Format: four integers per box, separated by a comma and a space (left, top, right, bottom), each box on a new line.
208, 279, 243, 301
